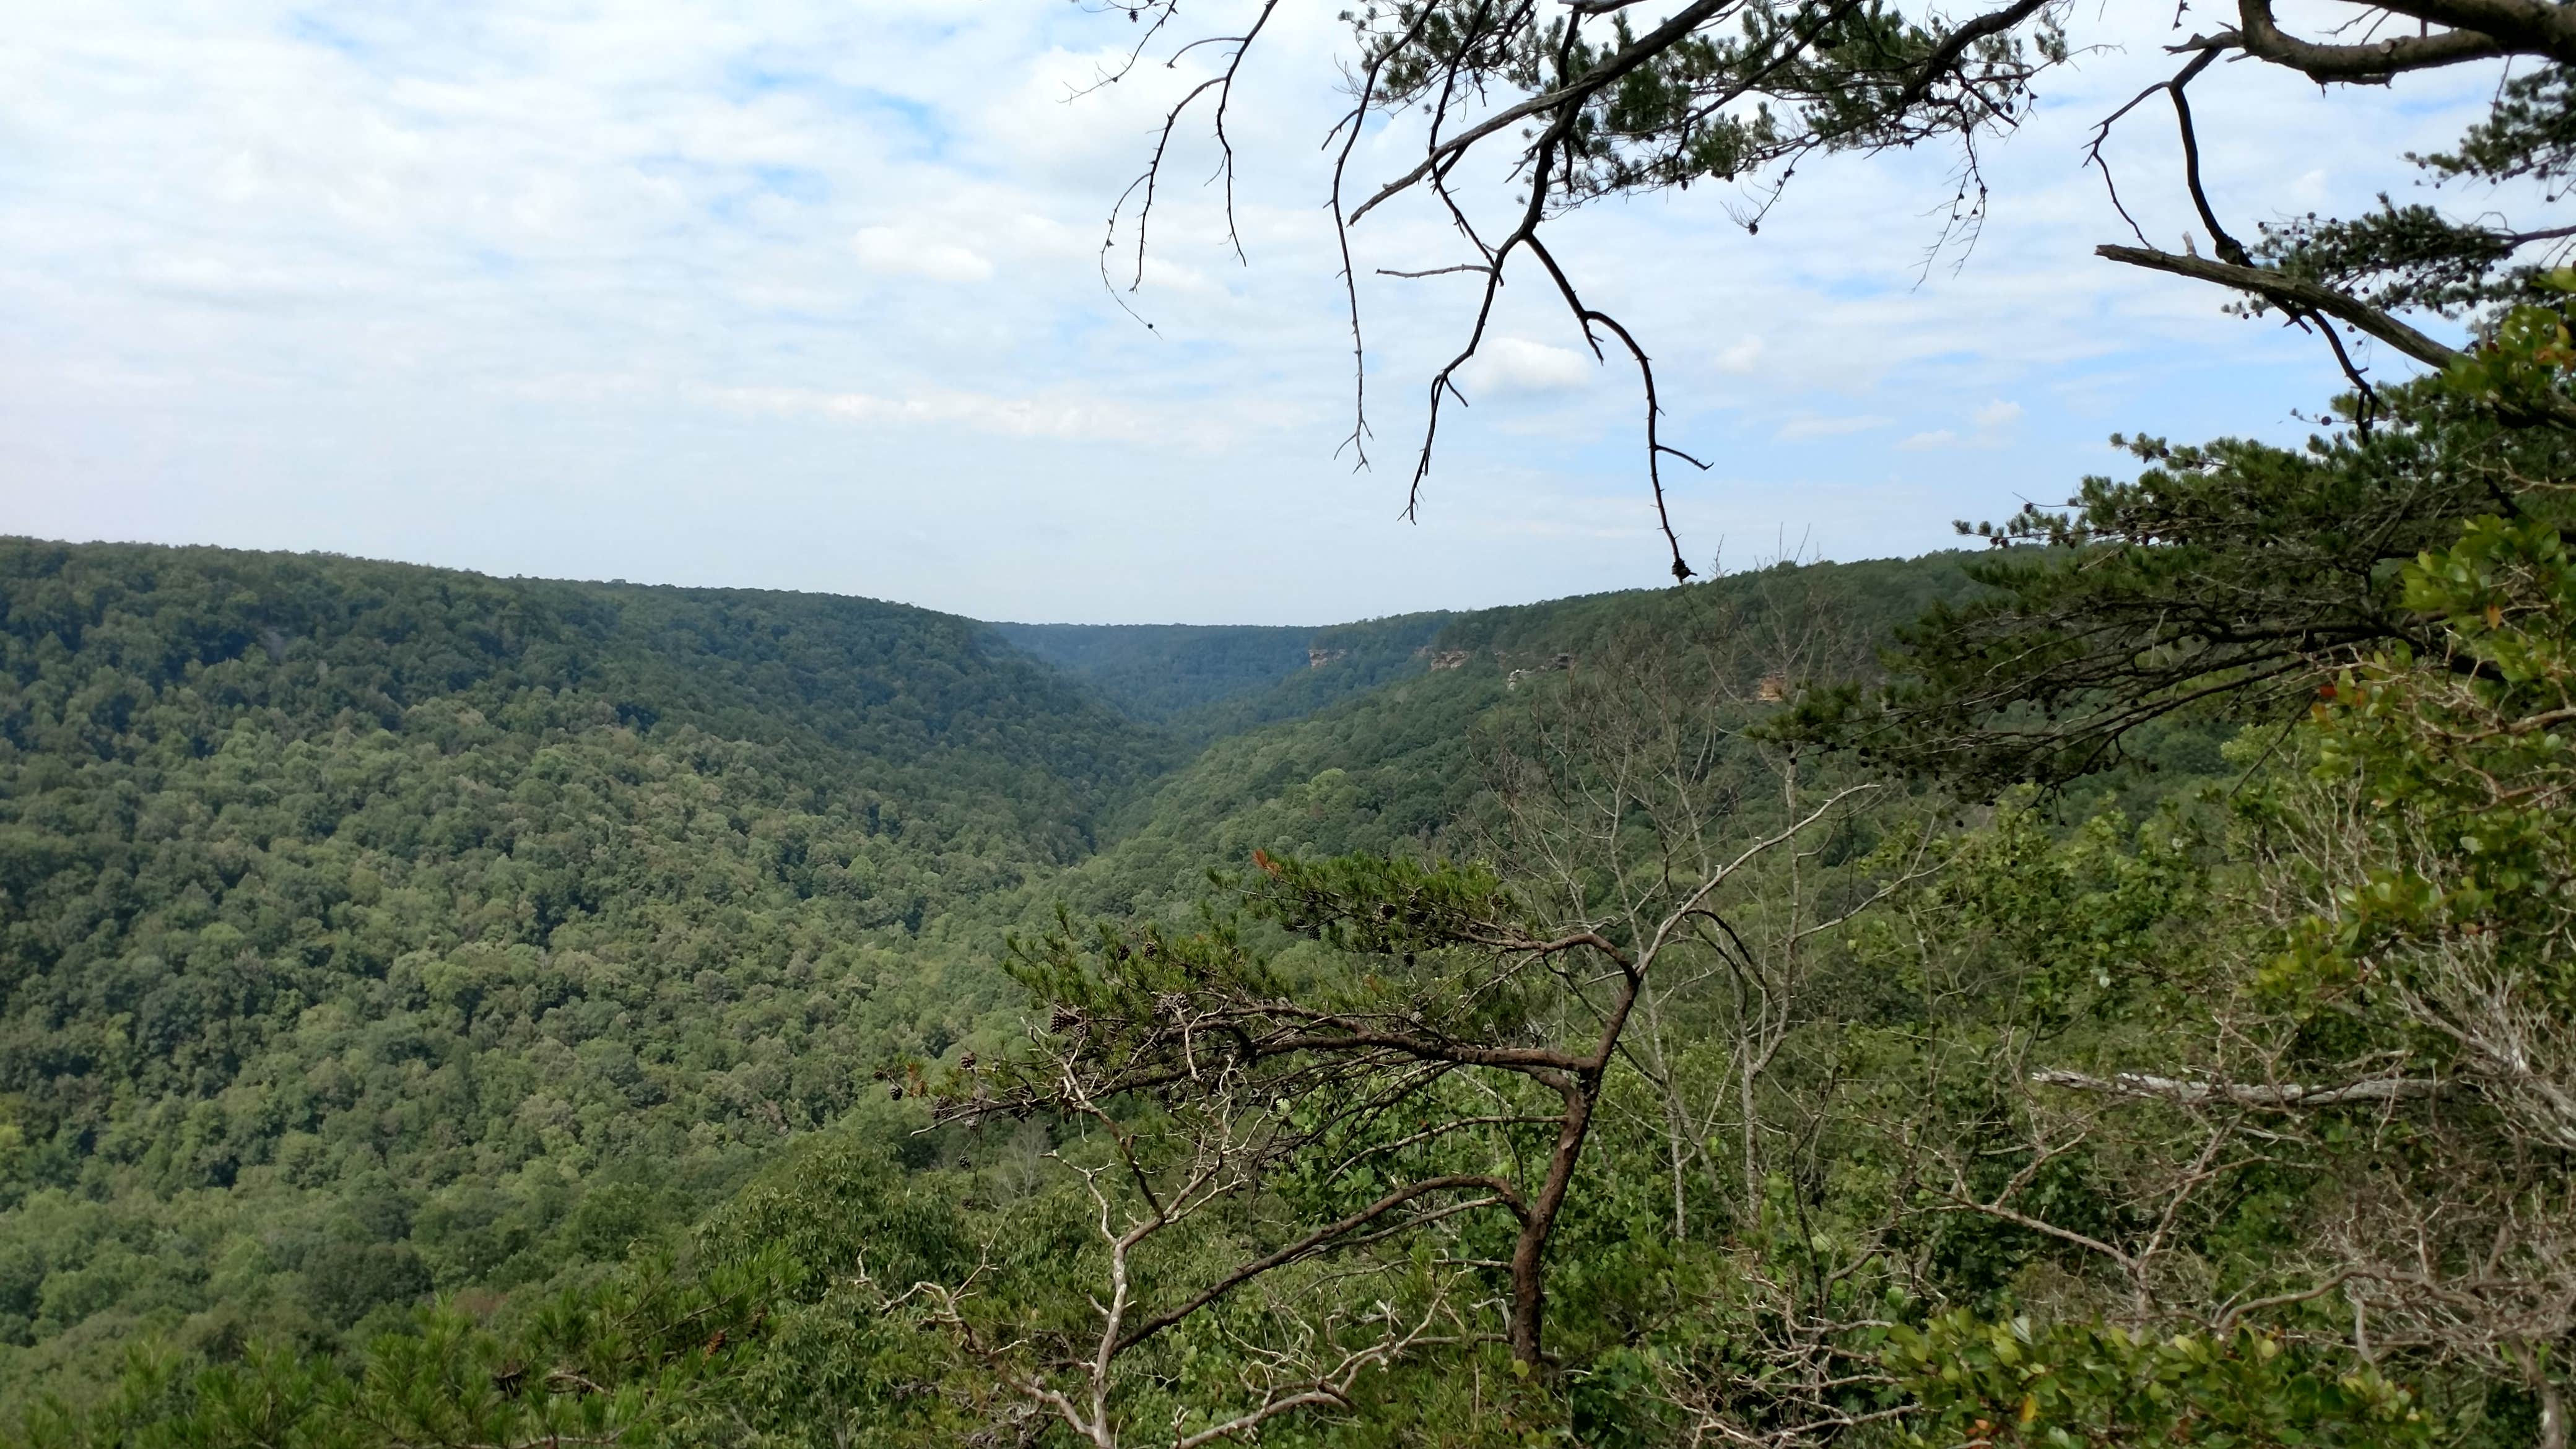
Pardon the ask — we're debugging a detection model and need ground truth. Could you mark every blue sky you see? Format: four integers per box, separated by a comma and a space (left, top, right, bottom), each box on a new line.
0, 2, 2523, 623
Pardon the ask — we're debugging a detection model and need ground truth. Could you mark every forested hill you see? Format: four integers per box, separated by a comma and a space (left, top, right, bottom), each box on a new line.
0, 537, 1981, 1408
0, 537, 1183, 1386
1, 539, 1172, 851
1057, 554, 1999, 920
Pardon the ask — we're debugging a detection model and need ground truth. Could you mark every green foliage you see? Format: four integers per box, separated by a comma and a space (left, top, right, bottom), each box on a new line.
1880, 102, 2576, 791
2259, 199, 2527, 317
988, 621, 1321, 724
1162, 612, 1458, 745
0, 537, 1982, 1424
22, 524, 2570, 1447
1362, 1, 2064, 201
7, 1134, 982, 1449
11, 1254, 785, 1449
0, 538, 1163, 1399
1241, 850, 1521, 957
29, 11, 2576, 1440
2417, 65, 2576, 189
2320, 515, 2576, 949
1891, 1313, 2434, 1449
1871, 372, 2576, 786
1869, 484, 2576, 1449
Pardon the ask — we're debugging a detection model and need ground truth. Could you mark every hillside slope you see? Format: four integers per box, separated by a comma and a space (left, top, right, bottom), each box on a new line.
1048, 555, 1986, 920
0, 539, 1170, 1387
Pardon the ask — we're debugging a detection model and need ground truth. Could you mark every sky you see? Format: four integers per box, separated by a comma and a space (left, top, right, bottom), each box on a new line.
0, 2, 2527, 624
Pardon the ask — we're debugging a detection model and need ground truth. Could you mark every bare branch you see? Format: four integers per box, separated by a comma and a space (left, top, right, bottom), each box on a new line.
1114, 1174, 1525, 1355
2030, 1066, 2454, 1108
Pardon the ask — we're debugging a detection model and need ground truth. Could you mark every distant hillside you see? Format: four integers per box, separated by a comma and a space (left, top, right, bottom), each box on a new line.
1061, 555, 1986, 917
984, 622, 1314, 723
987, 612, 1454, 738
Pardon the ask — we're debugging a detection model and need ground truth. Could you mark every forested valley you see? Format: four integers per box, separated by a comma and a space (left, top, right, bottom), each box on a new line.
16, 2, 2576, 1443
10, 435, 2574, 1448
0, 537, 1463, 1401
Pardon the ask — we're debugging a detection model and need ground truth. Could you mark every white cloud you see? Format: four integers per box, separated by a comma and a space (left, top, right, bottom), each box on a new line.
1715, 337, 1764, 374
1775, 414, 1891, 441
1466, 337, 1596, 396
131, 255, 337, 308
0, 0, 2526, 621
1902, 399, 2022, 449
853, 225, 993, 283
703, 384, 1154, 443
692, 378, 1305, 452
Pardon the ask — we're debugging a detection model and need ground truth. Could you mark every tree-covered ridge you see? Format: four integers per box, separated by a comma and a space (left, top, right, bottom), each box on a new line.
0, 537, 1178, 1395
2, 539, 1170, 844
32, 529, 2513, 1449
21, 0, 2572, 1435
1049, 557, 1986, 923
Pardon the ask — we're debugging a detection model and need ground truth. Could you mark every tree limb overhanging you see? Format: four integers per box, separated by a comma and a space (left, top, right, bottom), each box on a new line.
1089, 0, 2075, 576
1082, 1, 2573, 577
2097, 245, 2467, 371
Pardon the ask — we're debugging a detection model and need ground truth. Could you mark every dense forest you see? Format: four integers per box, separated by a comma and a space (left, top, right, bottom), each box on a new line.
11, 370, 2576, 1449
0, 538, 1967, 1415
0, 539, 1162, 1390
992, 616, 1461, 744
11, 46, 2576, 1430
19, 0, 2576, 1442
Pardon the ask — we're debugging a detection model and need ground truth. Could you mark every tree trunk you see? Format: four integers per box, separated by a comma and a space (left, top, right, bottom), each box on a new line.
1508, 1084, 1598, 1368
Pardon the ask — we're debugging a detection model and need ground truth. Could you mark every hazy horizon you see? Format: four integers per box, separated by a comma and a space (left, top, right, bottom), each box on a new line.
15, 526, 1978, 629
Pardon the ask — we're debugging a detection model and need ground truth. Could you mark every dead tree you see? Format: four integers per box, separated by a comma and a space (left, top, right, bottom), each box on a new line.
912, 1051, 1463, 1448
